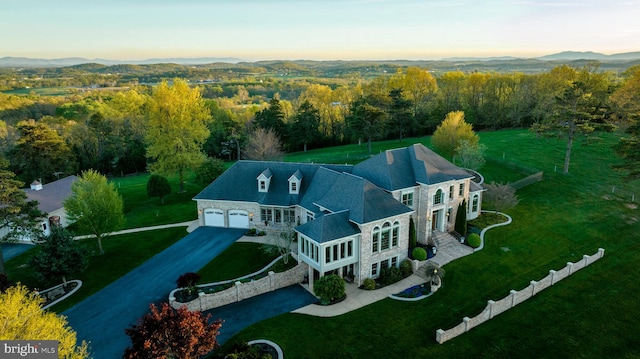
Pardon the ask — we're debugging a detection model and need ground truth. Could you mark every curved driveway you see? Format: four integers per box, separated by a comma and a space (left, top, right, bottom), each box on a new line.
64, 227, 245, 359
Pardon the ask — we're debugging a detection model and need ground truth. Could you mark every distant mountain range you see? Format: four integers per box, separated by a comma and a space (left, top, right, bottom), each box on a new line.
0, 56, 243, 67
1, 51, 640, 67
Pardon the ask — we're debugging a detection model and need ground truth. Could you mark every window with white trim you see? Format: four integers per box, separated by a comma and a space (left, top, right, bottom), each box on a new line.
372, 226, 380, 253
449, 185, 454, 199
401, 191, 414, 208
371, 263, 378, 276
434, 189, 443, 205
472, 195, 479, 212
459, 183, 464, 196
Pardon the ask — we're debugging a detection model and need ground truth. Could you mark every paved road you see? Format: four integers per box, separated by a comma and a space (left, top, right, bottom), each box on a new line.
64, 227, 245, 359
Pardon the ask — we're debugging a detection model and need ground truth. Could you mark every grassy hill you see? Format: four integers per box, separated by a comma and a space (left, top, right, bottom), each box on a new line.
218, 129, 639, 358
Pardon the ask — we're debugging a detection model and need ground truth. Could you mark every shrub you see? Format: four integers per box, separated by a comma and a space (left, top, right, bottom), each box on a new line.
379, 266, 403, 286
412, 247, 427, 261
400, 259, 413, 277
363, 278, 376, 290
177, 272, 201, 293
467, 233, 481, 248
246, 228, 258, 236
313, 274, 345, 305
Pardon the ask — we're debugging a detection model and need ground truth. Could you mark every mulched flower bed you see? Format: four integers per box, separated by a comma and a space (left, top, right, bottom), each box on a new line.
394, 283, 430, 299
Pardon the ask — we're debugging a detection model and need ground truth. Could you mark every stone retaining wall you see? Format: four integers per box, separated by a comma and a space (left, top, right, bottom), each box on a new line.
436, 248, 605, 344
170, 263, 309, 311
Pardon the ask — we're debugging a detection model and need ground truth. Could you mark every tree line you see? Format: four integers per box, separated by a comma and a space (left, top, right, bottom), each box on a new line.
0, 63, 639, 184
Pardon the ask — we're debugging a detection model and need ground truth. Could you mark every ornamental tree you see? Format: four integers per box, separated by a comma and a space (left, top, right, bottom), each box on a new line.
0, 284, 90, 358
63, 169, 124, 254
313, 274, 345, 305
432, 111, 479, 159
124, 302, 222, 359
483, 182, 520, 213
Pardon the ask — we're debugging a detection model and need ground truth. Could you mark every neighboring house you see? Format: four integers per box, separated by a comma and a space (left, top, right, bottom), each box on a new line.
22, 176, 78, 240
194, 144, 482, 287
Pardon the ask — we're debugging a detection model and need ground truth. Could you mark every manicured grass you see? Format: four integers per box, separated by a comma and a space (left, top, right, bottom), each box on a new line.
111, 172, 202, 229
197, 242, 279, 283
5, 227, 187, 313
218, 129, 640, 358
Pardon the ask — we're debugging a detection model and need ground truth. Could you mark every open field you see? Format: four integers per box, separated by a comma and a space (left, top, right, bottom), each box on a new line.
217, 129, 639, 358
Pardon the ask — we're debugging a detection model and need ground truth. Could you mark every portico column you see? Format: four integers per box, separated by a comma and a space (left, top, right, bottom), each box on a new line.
308, 266, 314, 289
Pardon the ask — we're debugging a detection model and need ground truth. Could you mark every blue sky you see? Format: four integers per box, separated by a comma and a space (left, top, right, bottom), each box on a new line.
2, 0, 639, 60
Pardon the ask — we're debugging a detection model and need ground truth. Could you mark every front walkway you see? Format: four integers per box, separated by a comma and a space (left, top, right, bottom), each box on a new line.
64, 227, 245, 359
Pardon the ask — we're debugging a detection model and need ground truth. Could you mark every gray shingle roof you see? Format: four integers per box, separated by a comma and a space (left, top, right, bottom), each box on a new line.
353, 143, 472, 191
314, 173, 413, 224
296, 210, 360, 243
24, 175, 77, 214
194, 161, 353, 207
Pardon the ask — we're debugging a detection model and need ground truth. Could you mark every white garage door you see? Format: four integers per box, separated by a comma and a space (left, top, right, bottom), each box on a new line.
228, 210, 249, 228
204, 208, 225, 227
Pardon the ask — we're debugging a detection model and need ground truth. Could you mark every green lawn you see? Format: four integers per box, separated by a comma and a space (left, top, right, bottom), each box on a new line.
197, 242, 279, 283
111, 172, 203, 229
216, 129, 640, 358
5, 227, 187, 313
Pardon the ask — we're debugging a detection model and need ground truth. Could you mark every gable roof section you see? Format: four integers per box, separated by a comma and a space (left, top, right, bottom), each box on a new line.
296, 210, 360, 243
24, 175, 77, 214
194, 161, 353, 207
353, 143, 471, 190
314, 173, 412, 225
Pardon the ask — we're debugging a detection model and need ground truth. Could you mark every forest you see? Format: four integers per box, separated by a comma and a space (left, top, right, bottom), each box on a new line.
1, 59, 639, 184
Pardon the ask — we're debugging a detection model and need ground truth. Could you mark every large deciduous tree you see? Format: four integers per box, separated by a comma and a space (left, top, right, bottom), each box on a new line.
63, 169, 124, 254
146, 79, 211, 193
530, 65, 613, 174
0, 159, 44, 273
30, 226, 87, 285
124, 302, 222, 359
243, 128, 284, 161
613, 122, 640, 180
0, 284, 90, 358
432, 111, 479, 159
454, 139, 486, 170
9, 120, 77, 183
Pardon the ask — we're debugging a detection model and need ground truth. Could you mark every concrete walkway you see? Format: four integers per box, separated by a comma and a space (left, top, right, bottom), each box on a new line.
73, 220, 199, 240
64, 227, 245, 359
293, 274, 427, 317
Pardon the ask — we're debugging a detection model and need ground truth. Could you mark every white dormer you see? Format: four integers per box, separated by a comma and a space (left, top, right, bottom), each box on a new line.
257, 168, 273, 193
288, 170, 303, 194
30, 180, 43, 191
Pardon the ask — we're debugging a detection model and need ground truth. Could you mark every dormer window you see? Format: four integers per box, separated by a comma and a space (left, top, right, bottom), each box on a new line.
257, 168, 272, 193
288, 170, 302, 194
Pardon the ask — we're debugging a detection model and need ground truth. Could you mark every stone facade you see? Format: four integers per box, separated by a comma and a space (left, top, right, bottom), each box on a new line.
169, 263, 309, 312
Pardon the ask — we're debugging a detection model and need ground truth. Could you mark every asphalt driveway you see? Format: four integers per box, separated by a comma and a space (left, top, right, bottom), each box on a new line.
206, 284, 318, 344
64, 226, 245, 359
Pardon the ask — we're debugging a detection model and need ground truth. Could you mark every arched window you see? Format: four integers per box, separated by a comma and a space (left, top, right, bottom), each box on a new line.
381, 222, 391, 250
434, 189, 443, 205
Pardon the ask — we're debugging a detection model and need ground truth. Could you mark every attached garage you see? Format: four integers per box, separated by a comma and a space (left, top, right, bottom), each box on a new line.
228, 210, 250, 228
204, 208, 225, 227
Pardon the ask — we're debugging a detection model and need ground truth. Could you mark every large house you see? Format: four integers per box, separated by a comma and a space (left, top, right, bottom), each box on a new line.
194, 144, 482, 287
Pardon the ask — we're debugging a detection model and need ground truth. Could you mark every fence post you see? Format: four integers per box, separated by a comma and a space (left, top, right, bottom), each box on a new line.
550, 269, 557, 285
488, 300, 496, 319
567, 262, 574, 275
530, 280, 538, 296
598, 248, 605, 258
436, 329, 445, 344
463, 317, 471, 332
235, 281, 242, 303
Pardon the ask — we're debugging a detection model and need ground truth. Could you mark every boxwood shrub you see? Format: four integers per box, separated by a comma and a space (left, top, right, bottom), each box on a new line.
363, 278, 376, 290
412, 247, 427, 261
379, 266, 403, 286
467, 233, 481, 248
400, 259, 413, 277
